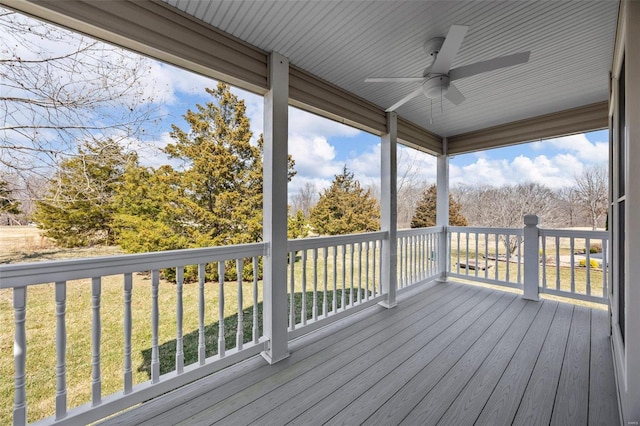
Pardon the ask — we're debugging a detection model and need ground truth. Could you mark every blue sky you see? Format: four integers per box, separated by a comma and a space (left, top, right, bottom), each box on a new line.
145, 60, 608, 199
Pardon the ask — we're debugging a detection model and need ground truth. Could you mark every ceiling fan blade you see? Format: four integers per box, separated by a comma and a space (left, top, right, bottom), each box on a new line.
385, 87, 424, 111
444, 82, 465, 105
449, 51, 531, 81
364, 77, 425, 83
431, 25, 468, 74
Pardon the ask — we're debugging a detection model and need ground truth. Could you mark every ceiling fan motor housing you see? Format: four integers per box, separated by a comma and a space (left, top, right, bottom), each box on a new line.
423, 75, 450, 98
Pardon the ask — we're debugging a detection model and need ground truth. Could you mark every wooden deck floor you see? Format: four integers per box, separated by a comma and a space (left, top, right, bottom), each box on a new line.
101, 281, 620, 426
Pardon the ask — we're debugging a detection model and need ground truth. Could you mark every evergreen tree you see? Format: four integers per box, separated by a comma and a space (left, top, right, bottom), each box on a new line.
410, 184, 467, 228
116, 83, 295, 254
310, 166, 379, 235
288, 209, 309, 239
34, 139, 135, 247
0, 180, 21, 215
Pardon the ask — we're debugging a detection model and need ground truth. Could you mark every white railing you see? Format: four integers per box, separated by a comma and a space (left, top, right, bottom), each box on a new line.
1, 221, 607, 425
539, 228, 608, 303
448, 226, 524, 289
286, 231, 387, 339
1, 231, 401, 425
1, 244, 267, 425
397, 226, 443, 288
447, 220, 609, 304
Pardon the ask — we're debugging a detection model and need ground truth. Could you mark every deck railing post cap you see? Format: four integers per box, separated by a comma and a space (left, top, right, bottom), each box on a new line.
524, 214, 539, 226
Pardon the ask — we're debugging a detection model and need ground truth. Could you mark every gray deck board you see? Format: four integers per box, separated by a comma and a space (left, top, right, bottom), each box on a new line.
99, 281, 620, 426
512, 303, 574, 425
475, 301, 559, 426
589, 309, 621, 425
551, 306, 591, 425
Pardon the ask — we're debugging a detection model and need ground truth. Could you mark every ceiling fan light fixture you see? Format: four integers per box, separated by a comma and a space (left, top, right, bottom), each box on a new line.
423, 76, 449, 99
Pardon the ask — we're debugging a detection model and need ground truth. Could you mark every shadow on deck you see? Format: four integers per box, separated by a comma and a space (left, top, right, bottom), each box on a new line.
101, 281, 620, 425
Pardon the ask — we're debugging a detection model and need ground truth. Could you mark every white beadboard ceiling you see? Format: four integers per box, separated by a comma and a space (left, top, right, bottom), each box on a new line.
163, 0, 618, 138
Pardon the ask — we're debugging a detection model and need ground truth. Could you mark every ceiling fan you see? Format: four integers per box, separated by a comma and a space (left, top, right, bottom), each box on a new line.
365, 25, 531, 112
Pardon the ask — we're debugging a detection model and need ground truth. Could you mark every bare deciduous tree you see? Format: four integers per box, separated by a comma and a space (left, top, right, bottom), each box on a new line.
0, 7, 159, 195
574, 164, 608, 230
290, 181, 318, 217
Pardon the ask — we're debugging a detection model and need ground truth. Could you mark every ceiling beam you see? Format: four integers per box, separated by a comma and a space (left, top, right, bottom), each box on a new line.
447, 101, 609, 155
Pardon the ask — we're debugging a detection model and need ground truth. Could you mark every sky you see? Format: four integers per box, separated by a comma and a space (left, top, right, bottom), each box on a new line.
2, 7, 609, 201
142, 61, 609, 200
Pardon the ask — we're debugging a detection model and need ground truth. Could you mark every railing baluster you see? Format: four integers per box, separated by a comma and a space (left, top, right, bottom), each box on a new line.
555, 236, 561, 290
91, 277, 102, 406
372, 241, 377, 297
55, 281, 67, 419
517, 235, 522, 284
475, 232, 479, 278
465, 232, 469, 277
332, 246, 338, 312
289, 251, 295, 330
494, 234, 499, 280
323, 247, 328, 317
484, 233, 489, 278
302, 249, 307, 325
586, 237, 591, 296
541, 237, 547, 290
357, 243, 362, 302
570, 237, 575, 293
349, 243, 355, 306
123, 274, 133, 394
602, 238, 608, 297
365, 242, 370, 300
341, 244, 346, 310
175, 267, 184, 374
218, 262, 226, 358
505, 234, 510, 283
236, 259, 244, 351
313, 248, 318, 320
252, 257, 259, 344
151, 270, 160, 383
13, 287, 27, 426
457, 232, 461, 275
198, 264, 206, 365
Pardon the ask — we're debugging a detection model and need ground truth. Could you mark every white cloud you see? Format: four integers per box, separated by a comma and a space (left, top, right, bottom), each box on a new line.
532, 134, 608, 163
451, 152, 592, 190
289, 135, 342, 179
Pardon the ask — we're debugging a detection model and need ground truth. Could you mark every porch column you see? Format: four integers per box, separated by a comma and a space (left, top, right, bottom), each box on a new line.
262, 52, 290, 364
436, 140, 449, 282
380, 111, 397, 308
522, 214, 540, 301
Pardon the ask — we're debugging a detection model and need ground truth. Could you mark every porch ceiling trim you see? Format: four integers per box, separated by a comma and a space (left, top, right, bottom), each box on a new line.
7, 0, 444, 153
447, 101, 609, 155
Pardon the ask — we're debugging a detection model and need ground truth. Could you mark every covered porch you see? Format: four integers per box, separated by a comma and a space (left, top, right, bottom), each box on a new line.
99, 281, 618, 425
1, 0, 638, 424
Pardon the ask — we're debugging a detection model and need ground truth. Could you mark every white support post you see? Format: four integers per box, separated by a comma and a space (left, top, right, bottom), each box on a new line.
380, 112, 398, 309
436, 140, 449, 283
523, 214, 540, 301
262, 52, 290, 364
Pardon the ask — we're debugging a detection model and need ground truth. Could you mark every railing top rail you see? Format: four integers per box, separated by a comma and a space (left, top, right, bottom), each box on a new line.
397, 226, 444, 237
539, 228, 609, 239
448, 226, 524, 236
0, 242, 267, 288
287, 231, 388, 251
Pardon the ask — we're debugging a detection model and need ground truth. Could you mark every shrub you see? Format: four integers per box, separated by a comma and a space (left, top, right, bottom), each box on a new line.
579, 258, 599, 268
589, 244, 603, 254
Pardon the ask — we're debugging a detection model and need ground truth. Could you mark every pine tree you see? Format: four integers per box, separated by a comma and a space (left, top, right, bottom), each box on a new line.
34, 139, 136, 247
410, 184, 467, 228
115, 83, 295, 255
0, 180, 21, 215
310, 166, 379, 235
